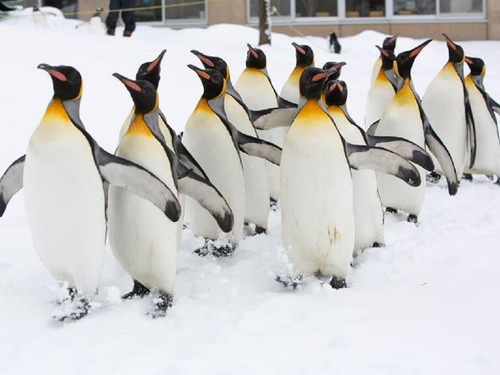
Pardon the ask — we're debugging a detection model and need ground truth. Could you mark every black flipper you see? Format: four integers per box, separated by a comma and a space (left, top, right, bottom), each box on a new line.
345, 143, 421, 187
208, 95, 282, 166
175, 159, 234, 233
0, 155, 25, 216
414, 98, 459, 195
463, 83, 477, 168
365, 134, 434, 171
278, 96, 298, 108
96, 148, 181, 222
250, 107, 298, 130
366, 120, 379, 136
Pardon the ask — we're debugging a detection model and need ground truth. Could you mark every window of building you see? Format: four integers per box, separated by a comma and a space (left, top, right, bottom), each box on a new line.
393, 0, 435, 15
296, 0, 338, 18
132, 0, 206, 23
249, 0, 291, 18
439, 0, 483, 14
346, 0, 385, 17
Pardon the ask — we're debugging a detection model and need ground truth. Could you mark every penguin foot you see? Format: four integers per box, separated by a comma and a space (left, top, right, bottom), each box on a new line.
122, 280, 150, 300
487, 175, 495, 181
275, 274, 303, 290
462, 173, 473, 181
270, 198, 278, 211
254, 225, 267, 235
386, 207, 398, 214
149, 292, 173, 319
407, 214, 418, 224
495, 177, 500, 186
329, 276, 347, 289
427, 171, 442, 184
372, 242, 384, 248
194, 240, 236, 257
53, 297, 91, 322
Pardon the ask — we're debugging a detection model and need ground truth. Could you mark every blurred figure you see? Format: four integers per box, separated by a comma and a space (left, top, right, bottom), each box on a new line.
329, 31, 341, 54
106, 0, 136, 37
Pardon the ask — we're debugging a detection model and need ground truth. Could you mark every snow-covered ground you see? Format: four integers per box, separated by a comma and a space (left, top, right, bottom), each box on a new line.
0, 7, 499, 375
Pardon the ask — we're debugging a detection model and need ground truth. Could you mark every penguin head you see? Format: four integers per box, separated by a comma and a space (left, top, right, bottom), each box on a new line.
292, 42, 314, 67
113, 73, 158, 115
324, 79, 348, 107
464, 56, 485, 76
38, 64, 82, 101
443, 34, 464, 64
376, 46, 396, 70
135, 49, 166, 89
245, 44, 267, 70
395, 39, 432, 80
382, 34, 398, 53
299, 67, 332, 100
188, 64, 226, 100
322, 61, 346, 80
191, 50, 230, 81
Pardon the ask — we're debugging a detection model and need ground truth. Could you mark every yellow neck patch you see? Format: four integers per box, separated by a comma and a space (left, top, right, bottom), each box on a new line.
43, 99, 71, 123
127, 114, 153, 137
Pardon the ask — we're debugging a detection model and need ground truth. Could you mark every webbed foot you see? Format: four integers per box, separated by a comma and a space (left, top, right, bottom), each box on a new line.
122, 280, 150, 300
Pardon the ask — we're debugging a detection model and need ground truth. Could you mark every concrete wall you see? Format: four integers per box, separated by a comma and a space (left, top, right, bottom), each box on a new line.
207, 0, 246, 26
487, 0, 500, 39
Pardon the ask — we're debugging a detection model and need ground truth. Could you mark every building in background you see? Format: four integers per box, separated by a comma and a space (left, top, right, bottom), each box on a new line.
10, 0, 500, 40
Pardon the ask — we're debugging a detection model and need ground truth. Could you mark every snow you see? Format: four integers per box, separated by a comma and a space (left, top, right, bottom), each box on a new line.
1, 8, 500, 375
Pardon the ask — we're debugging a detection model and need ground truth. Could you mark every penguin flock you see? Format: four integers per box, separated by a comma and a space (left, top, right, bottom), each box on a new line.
0, 34, 499, 321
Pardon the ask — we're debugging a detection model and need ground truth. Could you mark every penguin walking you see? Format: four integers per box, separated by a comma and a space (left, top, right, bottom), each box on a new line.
371, 34, 398, 83
182, 65, 281, 256
462, 56, 500, 183
114, 51, 233, 300
280, 67, 422, 289
109, 75, 179, 317
422, 34, 476, 181
0, 65, 181, 321
191, 49, 270, 234
324, 78, 434, 252
374, 40, 458, 223
365, 46, 398, 130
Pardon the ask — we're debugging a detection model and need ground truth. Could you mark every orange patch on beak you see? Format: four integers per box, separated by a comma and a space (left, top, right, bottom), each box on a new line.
196, 69, 211, 80
312, 72, 328, 82
48, 69, 67, 82
123, 79, 142, 92
198, 55, 215, 68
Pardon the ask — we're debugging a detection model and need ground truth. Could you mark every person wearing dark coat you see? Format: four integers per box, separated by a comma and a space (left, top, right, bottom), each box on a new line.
105, 0, 136, 37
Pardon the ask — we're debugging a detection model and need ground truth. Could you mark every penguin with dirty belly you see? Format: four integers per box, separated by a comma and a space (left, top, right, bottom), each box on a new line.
0, 64, 182, 321
279, 67, 423, 289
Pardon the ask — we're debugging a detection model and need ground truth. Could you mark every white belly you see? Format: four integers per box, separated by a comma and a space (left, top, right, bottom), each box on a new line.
280, 116, 354, 278
375, 87, 426, 215
331, 110, 384, 251
108, 133, 178, 293
365, 77, 395, 129
182, 109, 245, 243
422, 68, 468, 176
465, 83, 500, 176
24, 122, 105, 296
225, 95, 270, 229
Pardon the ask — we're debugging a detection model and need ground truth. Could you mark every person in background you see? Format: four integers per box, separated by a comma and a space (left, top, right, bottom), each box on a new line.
106, 0, 136, 37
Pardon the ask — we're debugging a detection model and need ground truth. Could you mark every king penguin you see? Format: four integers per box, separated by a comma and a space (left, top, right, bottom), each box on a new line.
374, 40, 458, 223
462, 56, 500, 183
235, 44, 284, 208
371, 34, 398, 83
422, 34, 475, 181
182, 65, 281, 256
109, 74, 182, 317
0, 64, 182, 321
280, 67, 422, 288
191, 49, 270, 234
365, 46, 398, 129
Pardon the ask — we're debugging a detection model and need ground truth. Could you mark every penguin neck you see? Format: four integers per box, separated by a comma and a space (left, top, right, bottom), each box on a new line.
43, 98, 73, 125
127, 113, 153, 137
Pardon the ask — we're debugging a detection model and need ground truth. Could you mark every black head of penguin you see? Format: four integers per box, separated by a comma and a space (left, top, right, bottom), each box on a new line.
322, 61, 346, 80
38, 64, 82, 101
376, 46, 396, 70
135, 49, 166, 89
191, 50, 229, 80
464, 56, 485, 76
188, 65, 226, 100
395, 39, 432, 80
246, 44, 267, 70
299, 67, 332, 100
442, 33, 464, 64
382, 34, 398, 53
292, 42, 314, 67
324, 79, 348, 107
113, 73, 158, 115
